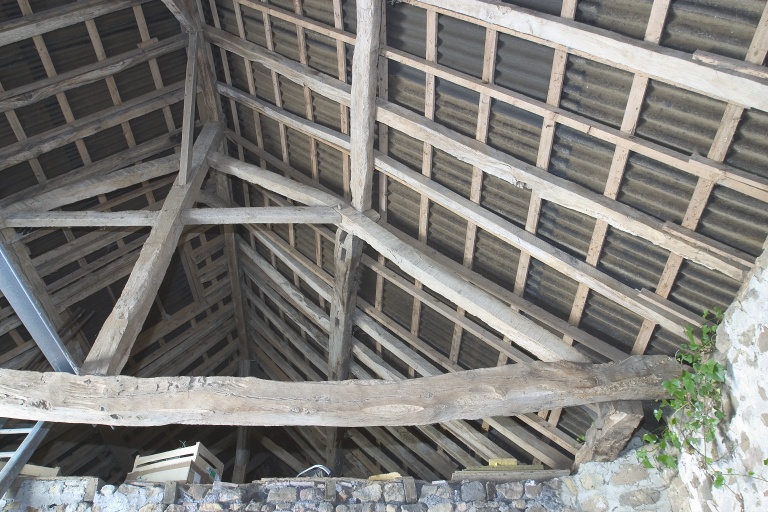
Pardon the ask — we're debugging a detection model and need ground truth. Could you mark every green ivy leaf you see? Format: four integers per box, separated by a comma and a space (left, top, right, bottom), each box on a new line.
657, 454, 677, 469
713, 471, 725, 489
643, 432, 658, 444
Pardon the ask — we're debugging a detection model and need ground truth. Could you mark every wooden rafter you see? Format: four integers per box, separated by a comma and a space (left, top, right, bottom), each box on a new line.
81, 123, 223, 376
205, 7, 768, 205
212, 82, 715, 341
211, 154, 587, 363
0, 0, 150, 47
405, 0, 768, 112
206, 31, 755, 280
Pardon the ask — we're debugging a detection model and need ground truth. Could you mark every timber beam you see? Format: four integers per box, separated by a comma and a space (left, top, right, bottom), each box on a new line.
0, 0, 150, 48
211, 73, 731, 341
0, 35, 187, 114
404, 0, 768, 113
1, 207, 341, 228
160, 0, 198, 33
325, 0, 384, 474
0, 356, 678, 427
81, 122, 223, 376
209, 154, 587, 363
0, 84, 186, 174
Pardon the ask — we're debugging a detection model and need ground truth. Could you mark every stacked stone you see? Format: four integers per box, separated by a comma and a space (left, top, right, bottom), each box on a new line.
0, 444, 684, 512
0, 476, 574, 512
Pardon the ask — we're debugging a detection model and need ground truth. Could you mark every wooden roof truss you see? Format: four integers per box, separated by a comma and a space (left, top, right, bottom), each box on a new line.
1, 0, 767, 484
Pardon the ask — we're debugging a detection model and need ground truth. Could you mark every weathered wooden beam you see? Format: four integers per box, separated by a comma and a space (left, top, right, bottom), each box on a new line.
2, 207, 339, 227
178, 32, 200, 185
0, 0, 149, 48
206, 20, 768, 204
325, 0, 382, 474
81, 122, 222, 376
216, 70, 749, 281
211, 153, 340, 207
160, 0, 197, 33
405, 0, 768, 112
0, 35, 186, 113
214, 155, 586, 362
339, 207, 589, 363
2, 155, 179, 214
0, 130, 181, 210
0, 84, 185, 173
181, 207, 341, 225
2, 211, 158, 228
0, 356, 677, 426
348, 0, 382, 211
572, 401, 644, 468
327, 229, 365, 381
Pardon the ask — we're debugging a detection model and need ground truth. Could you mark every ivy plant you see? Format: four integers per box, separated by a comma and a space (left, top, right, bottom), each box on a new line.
638, 308, 767, 489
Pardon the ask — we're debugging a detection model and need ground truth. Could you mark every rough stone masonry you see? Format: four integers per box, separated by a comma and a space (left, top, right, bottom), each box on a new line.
0, 443, 684, 512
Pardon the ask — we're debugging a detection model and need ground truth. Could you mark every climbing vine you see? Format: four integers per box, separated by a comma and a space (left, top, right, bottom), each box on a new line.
638, 308, 768, 489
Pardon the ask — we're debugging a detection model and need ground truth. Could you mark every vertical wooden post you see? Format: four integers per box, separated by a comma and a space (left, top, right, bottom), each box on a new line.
326, 0, 383, 475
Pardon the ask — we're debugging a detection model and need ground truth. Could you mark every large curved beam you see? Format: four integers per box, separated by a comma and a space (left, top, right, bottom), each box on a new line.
0, 356, 678, 427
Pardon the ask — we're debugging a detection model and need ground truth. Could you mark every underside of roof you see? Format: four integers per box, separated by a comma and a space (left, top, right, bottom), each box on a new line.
1, 0, 767, 485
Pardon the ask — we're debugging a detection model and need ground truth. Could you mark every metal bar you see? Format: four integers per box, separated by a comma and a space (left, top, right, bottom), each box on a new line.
0, 243, 80, 374
0, 421, 51, 496
0, 429, 34, 435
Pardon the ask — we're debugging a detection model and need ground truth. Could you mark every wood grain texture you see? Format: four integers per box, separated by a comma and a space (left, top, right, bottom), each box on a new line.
0, 356, 678, 427
349, 0, 382, 211
328, 230, 365, 381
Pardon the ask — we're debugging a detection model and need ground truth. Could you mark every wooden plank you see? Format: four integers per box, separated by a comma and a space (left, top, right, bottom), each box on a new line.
644, 0, 672, 44
211, 152, 340, 207
405, 0, 768, 112
2, 155, 179, 214
3, 211, 158, 228
181, 207, 341, 224
81, 123, 222, 376
0, 0, 148, 48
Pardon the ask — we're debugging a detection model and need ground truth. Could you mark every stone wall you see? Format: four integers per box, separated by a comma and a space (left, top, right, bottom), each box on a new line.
675, 241, 768, 512
1, 447, 680, 512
